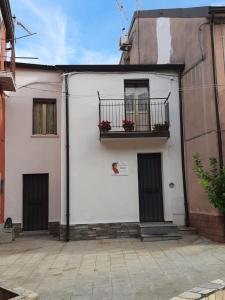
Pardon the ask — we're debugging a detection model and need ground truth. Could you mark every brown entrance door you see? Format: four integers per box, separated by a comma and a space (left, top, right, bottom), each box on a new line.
23, 174, 49, 231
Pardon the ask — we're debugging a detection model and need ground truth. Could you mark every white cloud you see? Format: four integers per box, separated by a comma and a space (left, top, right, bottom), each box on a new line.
80, 50, 120, 64
211, 2, 225, 5
16, 0, 75, 64
14, 0, 120, 65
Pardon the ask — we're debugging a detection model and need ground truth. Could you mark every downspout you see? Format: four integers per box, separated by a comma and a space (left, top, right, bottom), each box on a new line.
210, 14, 224, 169
210, 13, 225, 240
65, 75, 70, 241
137, 10, 141, 64
178, 71, 189, 226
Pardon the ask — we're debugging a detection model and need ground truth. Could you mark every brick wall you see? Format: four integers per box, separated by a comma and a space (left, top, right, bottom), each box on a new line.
189, 213, 225, 243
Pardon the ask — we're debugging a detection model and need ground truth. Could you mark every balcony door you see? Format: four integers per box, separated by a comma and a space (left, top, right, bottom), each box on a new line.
124, 80, 149, 131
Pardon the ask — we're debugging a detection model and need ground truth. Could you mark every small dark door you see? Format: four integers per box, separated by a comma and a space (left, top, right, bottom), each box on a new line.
138, 153, 164, 222
23, 174, 49, 231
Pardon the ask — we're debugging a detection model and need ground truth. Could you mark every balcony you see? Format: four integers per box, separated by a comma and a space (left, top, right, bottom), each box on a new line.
98, 93, 170, 140
0, 70, 15, 91
0, 32, 16, 92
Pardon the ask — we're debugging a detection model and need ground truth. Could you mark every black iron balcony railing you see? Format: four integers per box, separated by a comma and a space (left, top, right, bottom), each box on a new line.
98, 92, 171, 139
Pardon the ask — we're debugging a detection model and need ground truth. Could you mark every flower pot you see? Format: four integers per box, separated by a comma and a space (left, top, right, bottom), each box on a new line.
153, 124, 169, 132
123, 127, 134, 132
100, 128, 111, 133
98, 121, 111, 133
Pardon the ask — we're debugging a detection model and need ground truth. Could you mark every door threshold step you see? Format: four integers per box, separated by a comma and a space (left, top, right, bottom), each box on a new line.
141, 233, 182, 242
139, 222, 175, 228
139, 222, 179, 236
19, 230, 50, 237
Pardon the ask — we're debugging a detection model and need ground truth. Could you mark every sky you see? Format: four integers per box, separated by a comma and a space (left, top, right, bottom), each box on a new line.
10, 0, 225, 65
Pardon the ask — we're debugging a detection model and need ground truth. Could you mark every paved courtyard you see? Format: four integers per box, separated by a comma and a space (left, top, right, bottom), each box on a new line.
0, 234, 225, 300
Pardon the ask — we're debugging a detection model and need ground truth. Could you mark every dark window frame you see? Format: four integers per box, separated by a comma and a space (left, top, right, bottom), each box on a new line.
124, 79, 151, 130
32, 98, 57, 135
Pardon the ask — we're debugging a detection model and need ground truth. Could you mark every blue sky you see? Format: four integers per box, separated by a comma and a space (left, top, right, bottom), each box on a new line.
10, 0, 225, 65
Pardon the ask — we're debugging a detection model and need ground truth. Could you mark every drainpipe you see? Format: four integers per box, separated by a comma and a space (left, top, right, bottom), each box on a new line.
210, 13, 225, 238
178, 71, 189, 227
210, 14, 223, 169
65, 75, 70, 242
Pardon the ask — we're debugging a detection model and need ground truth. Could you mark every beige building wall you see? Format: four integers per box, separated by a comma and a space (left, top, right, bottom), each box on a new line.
5, 66, 62, 233
214, 23, 225, 162
120, 9, 225, 241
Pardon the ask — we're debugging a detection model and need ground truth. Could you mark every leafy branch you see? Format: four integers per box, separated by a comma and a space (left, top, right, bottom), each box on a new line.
193, 153, 225, 213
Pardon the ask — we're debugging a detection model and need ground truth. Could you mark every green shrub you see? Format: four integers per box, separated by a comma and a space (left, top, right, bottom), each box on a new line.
193, 153, 225, 213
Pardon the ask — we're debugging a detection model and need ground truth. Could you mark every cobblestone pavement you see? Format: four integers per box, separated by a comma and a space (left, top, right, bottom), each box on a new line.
0, 234, 225, 300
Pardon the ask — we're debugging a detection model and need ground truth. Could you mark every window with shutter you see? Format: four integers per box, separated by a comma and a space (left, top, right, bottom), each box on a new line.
33, 99, 57, 135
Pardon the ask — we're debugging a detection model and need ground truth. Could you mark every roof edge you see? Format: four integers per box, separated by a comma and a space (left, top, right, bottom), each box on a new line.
127, 6, 225, 37
14, 62, 57, 71
56, 64, 185, 73
14, 62, 185, 73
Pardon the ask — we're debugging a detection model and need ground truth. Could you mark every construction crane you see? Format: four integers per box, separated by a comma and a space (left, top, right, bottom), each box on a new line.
135, 0, 143, 11
115, 0, 132, 51
115, 0, 127, 32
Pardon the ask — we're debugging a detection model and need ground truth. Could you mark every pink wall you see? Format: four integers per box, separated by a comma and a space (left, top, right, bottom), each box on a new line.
5, 67, 62, 226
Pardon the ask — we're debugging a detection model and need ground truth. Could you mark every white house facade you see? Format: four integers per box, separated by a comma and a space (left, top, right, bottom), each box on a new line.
5, 63, 62, 236
60, 65, 186, 240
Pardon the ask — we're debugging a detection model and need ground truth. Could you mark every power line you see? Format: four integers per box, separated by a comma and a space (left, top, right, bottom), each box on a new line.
9, 82, 225, 99
0, 33, 37, 42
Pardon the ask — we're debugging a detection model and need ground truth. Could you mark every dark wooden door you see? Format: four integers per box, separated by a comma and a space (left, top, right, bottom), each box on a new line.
138, 153, 164, 222
23, 174, 49, 231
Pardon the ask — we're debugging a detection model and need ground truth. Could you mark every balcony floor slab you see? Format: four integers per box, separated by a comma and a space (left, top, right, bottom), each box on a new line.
100, 130, 170, 140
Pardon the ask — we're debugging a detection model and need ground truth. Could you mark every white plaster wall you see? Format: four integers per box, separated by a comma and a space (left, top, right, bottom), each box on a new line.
157, 18, 172, 64
61, 71, 185, 226
5, 68, 62, 224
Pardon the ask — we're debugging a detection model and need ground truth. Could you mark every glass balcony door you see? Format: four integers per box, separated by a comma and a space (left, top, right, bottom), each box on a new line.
125, 85, 149, 131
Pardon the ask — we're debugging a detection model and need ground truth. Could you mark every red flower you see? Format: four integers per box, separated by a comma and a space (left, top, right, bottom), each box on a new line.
122, 120, 134, 127
98, 120, 111, 131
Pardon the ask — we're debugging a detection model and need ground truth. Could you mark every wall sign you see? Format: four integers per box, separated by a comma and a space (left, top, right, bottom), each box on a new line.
112, 162, 128, 176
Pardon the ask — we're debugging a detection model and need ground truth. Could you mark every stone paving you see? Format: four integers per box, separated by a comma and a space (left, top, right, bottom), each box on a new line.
0, 234, 225, 300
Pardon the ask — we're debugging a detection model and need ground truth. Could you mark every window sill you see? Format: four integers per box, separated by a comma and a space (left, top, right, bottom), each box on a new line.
31, 134, 60, 138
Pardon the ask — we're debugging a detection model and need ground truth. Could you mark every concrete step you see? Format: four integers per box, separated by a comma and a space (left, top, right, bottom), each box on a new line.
139, 222, 181, 242
140, 222, 179, 236
19, 230, 50, 237
141, 233, 182, 242
0, 224, 15, 244
178, 226, 198, 235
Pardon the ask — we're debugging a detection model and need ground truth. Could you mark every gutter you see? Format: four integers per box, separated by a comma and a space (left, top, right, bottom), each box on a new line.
65, 75, 70, 241
178, 71, 189, 226
210, 14, 224, 169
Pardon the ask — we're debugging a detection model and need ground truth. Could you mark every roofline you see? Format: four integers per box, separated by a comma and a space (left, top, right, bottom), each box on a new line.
14, 62, 185, 73
14, 62, 57, 71
0, 0, 14, 40
128, 6, 225, 36
56, 64, 185, 73
209, 6, 225, 14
